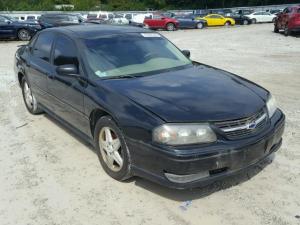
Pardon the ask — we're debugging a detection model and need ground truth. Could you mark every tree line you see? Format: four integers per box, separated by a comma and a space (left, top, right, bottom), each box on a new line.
0, 0, 298, 11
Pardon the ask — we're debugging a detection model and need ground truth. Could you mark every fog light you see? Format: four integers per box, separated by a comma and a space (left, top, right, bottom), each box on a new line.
165, 171, 209, 183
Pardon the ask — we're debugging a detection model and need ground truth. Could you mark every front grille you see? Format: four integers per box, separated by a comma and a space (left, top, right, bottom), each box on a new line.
215, 108, 268, 140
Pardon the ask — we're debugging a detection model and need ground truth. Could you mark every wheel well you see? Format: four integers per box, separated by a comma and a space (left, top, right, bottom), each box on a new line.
225, 20, 231, 25
89, 109, 109, 137
18, 72, 24, 86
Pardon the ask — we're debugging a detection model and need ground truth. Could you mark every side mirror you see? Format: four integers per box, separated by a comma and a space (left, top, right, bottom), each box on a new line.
56, 64, 79, 77
182, 50, 191, 58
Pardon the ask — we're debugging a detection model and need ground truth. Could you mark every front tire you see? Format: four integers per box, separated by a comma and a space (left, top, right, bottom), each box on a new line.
94, 116, 132, 181
196, 22, 204, 29
18, 29, 31, 41
252, 18, 257, 24
284, 26, 290, 36
21, 77, 43, 114
243, 20, 249, 25
166, 23, 175, 31
225, 21, 231, 26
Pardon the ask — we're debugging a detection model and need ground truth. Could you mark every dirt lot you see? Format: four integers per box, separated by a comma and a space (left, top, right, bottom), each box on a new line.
0, 24, 300, 225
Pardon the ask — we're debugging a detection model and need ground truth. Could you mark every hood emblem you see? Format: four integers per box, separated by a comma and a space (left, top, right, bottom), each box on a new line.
247, 121, 257, 130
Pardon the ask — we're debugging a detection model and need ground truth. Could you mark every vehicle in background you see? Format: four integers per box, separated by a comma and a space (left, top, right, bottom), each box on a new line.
274, 6, 300, 36
123, 13, 138, 23
38, 14, 83, 29
0, 14, 41, 41
111, 14, 129, 25
18, 14, 40, 22
230, 13, 252, 25
210, 9, 233, 17
143, 14, 179, 31
175, 14, 207, 29
246, 11, 276, 24
234, 9, 254, 16
131, 13, 153, 27
87, 11, 114, 22
197, 14, 235, 26
269, 9, 283, 15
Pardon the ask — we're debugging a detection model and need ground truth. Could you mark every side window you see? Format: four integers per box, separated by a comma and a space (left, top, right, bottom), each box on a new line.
53, 35, 79, 68
32, 32, 55, 62
0, 16, 5, 23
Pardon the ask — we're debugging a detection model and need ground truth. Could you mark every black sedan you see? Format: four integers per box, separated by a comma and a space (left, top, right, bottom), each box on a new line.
230, 13, 253, 25
0, 15, 41, 41
14, 25, 285, 189
175, 14, 207, 29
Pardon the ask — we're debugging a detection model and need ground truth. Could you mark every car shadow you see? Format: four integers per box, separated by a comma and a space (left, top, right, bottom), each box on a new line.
133, 154, 275, 202
43, 114, 97, 154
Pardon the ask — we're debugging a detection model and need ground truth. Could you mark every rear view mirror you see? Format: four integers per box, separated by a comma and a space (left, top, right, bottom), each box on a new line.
56, 64, 78, 77
182, 50, 191, 58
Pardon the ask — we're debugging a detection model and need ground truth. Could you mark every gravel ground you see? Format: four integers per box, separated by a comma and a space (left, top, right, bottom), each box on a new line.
0, 24, 300, 225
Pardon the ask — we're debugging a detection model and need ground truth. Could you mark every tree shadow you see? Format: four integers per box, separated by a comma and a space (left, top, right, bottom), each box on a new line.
133, 154, 275, 202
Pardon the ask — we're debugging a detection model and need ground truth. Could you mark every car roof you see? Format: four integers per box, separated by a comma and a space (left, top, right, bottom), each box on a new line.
44, 24, 152, 39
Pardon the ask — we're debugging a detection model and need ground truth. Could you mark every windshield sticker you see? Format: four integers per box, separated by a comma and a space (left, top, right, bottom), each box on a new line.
141, 33, 161, 38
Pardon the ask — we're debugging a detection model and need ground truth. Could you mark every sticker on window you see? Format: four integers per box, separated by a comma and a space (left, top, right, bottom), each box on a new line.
141, 33, 161, 38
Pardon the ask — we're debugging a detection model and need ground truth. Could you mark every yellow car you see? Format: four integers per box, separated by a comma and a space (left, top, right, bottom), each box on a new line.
196, 14, 235, 26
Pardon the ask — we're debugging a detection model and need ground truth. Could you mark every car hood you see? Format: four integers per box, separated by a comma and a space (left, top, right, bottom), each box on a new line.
101, 64, 267, 122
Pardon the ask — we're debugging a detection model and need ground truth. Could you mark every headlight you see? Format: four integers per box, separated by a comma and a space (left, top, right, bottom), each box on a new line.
266, 95, 277, 118
153, 124, 217, 145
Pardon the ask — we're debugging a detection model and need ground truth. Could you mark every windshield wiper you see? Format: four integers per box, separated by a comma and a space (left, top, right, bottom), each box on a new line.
101, 74, 138, 80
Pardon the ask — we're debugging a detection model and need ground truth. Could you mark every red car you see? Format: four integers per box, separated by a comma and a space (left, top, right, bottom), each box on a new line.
274, 6, 300, 36
143, 15, 179, 31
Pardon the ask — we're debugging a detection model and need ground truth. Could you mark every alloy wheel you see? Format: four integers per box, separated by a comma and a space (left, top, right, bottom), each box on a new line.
23, 81, 34, 109
166, 23, 175, 31
99, 127, 123, 172
197, 23, 204, 29
243, 20, 248, 25
18, 29, 31, 41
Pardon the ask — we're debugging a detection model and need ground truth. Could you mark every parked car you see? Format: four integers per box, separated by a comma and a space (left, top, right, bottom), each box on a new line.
38, 13, 83, 29
130, 13, 153, 27
197, 14, 235, 26
111, 14, 129, 25
230, 13, 252, 25
270, 9, 283, 15
274, 6, 300, 36
234, 9, 254, 16
0, 15, 41, 41
175, 14, 207, 29
246, 11, 277, 24
143, 14, 179, 31
14, 25, 285, 189
87, 11, 114, 22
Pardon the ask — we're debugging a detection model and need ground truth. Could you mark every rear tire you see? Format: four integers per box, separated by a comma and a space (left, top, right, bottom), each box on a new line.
166, 23, 175, 31
243, 20, 249, 25
18, 29, 31, 41
274, 25, 279, 33
21, 77, 43, 115
94, 116, 132, 181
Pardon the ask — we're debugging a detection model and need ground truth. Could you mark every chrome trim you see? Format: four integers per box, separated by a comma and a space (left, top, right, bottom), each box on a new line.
221, 113, 267, 133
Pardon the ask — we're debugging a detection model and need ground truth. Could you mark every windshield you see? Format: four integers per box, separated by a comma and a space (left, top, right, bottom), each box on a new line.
84, 33, 192, 79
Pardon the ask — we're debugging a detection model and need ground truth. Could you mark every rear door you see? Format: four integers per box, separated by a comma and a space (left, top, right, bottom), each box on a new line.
47, 34, 88, 134
26, 31, 55, 107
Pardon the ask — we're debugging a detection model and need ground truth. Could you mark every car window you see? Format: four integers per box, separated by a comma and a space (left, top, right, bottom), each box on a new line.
108, 14, 114, 19
32, 32, 55, 62
0, 16, 6, 23
53, 35, 79, 68
298, 8, 300, 13
100, 14, 107, 19
125, 14, 132, 20
27, 16, 35, 20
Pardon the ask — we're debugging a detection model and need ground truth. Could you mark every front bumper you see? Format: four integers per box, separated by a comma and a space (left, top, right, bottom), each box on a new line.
127, 110, 285, 189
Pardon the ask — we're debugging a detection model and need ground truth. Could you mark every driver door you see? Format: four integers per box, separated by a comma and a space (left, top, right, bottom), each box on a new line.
47, 34, 89, 134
